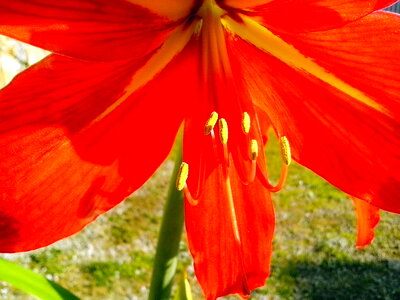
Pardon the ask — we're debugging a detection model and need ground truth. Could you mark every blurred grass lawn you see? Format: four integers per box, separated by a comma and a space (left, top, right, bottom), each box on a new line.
0, 38, 399, 300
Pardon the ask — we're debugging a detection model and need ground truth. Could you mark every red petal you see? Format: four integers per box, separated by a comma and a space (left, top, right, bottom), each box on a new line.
131, 0, 198, 20
229, 12, 400, 213
0, 0, 175, 61
351, 197, 380, 249
184, 154, 274, 299
0, 46, 198, 251
222, 0, 397, 33
182, 54, 274, 297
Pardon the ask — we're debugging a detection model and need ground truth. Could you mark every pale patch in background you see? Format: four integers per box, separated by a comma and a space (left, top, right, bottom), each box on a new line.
0, 36, 48, 87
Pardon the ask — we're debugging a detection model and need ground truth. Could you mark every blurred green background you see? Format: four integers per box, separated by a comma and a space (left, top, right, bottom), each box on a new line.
0, 36, 399, 300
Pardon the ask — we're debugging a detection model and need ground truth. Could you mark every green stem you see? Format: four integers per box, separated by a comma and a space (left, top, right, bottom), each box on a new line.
148, 148, 184, 300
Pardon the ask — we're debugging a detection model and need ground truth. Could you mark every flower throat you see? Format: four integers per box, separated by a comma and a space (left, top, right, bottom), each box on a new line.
177, 0, 292, 207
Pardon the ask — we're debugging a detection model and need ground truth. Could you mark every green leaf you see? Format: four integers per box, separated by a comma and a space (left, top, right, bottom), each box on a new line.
0, 258, 80, 300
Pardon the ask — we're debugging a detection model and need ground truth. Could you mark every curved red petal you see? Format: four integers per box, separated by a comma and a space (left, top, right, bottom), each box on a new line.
0, 0, 176, 61
182, 37, 275, 296
0, 47, 197, 251
351, 197, 380, 249
221, 0, 397, 33
184, 152, 274, 299
277, 11, 400, 118
229, 13, 400, 213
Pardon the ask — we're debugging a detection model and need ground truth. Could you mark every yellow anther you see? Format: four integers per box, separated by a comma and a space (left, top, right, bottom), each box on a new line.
250, 139, 258, 160
280, 136, 291, 166
241, 112, 251, 134
204, 111, 219, 135
176, 162, 189, 191
219, 118, 229, 144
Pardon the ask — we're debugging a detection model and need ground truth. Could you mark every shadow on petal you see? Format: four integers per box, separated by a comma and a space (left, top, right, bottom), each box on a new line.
0, 212, 21, 251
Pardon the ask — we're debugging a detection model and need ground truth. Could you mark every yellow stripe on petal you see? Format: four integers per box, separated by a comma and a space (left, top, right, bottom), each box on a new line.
222, 15, 390, 116
93, 21, 198, 123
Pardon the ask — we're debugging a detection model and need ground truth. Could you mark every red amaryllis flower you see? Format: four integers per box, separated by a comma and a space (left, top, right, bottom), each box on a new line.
0, 0, 399, 298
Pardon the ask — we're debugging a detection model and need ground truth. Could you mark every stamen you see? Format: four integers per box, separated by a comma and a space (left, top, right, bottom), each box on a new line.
241, 112, 251, 134
204, 111, 219, 135
218, 118, 229, 167
259, 136, 291, 192
176, 162, 199, 205
248, 139, 258, 183
208, 128, 221, 163
183, 185, 199, 206
269, 164, 288, 193
280, 136, 291, 166
219, 118, 229, 144
224, 174, 241, 242
176, 162, 189, 191
250, 139, 258, 161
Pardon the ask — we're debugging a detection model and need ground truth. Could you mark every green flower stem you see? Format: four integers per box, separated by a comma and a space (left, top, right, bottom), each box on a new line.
148, 149, 184, 300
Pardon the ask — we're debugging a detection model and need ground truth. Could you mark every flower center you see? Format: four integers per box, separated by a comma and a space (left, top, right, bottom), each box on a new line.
176, 0, 292, 204
197, 0, 225, 19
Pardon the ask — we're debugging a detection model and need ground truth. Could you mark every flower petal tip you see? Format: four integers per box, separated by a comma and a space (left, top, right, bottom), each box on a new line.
352, 197, 381, 249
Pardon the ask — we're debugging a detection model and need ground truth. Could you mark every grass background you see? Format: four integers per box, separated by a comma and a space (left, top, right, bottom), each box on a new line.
0, 37, 399, 300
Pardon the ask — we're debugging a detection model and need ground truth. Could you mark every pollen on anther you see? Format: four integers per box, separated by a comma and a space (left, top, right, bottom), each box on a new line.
280, 136, 291, 166
219, 118, 229, 144
250, 139, 258, 160
204, 111, 219, 135
242, 112, 251, 134
176, 162, 189, 191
